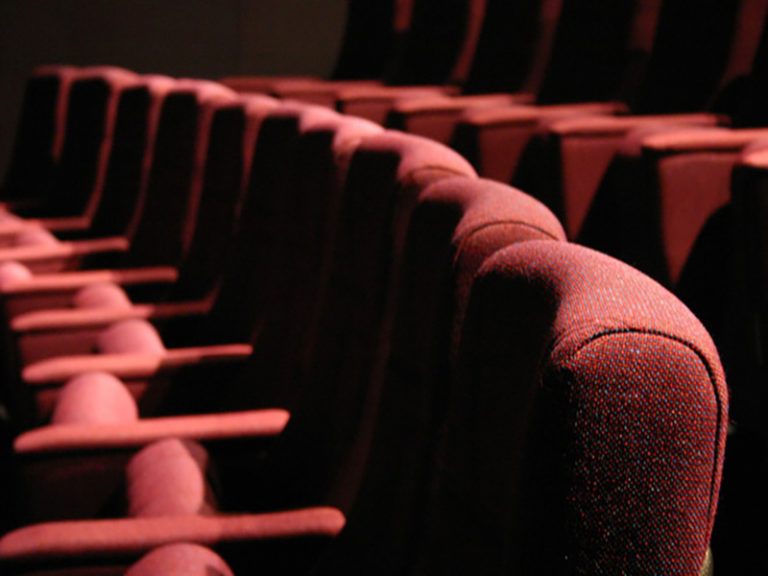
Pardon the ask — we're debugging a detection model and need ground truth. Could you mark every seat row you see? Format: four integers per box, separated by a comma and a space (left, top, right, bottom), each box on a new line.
219, 2, 768, 570
0, 67, 727, 574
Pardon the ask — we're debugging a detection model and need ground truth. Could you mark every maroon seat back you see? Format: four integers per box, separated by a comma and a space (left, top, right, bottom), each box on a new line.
536, 0, 663, 105
86, 76, 176, 238
2, 65, 79, 205
165, 95, 279, 303
417, 241, 727, 575
122, 81, 237, 268
463, 0, 560, 95
332, 0, 410, 81
39, 67, 142, 219
163, 103, 343, 348
386, 0, 487, 87
631, 0, 768, 113
208, 112, 384, 410
233, 133, 476, 518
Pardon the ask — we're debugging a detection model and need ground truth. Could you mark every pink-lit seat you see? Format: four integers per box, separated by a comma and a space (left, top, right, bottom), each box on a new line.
2, 175, 568, 574
414, 241, 726, 575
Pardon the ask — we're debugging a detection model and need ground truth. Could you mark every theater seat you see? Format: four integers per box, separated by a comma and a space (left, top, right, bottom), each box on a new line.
415, 241, 727, 575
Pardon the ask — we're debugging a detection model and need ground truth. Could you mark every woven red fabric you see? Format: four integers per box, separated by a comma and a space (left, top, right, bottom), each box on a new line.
419, 240, 727, 575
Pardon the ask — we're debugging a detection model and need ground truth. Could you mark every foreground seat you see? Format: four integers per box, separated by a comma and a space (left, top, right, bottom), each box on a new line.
415, 241, 727, 575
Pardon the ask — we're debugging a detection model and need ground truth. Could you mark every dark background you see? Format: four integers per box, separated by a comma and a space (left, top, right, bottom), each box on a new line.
0, 0, 346, 175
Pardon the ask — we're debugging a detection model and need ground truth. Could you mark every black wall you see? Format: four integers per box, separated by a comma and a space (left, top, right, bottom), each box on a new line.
0, 0, 345, 175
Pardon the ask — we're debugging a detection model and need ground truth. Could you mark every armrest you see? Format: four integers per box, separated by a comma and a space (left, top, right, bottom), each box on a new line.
0, 267, 179, 318
249, 79, 386, 107
0, 507, 345, 563
641, 127, 768, 154
459, 101, 628, 127
218, 75, 323, 92
548, 113, 725, 138
23, 344, 253, 385
336, 85, 458, 124
1, 266, 178, 295
386, 93, 532, 144
12, 300, 210, 333
0, 236, 129, 265
15, 409, 290, 452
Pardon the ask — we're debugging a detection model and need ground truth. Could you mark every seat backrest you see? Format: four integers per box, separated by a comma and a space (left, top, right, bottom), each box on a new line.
87, 76, 176, 237
209, 113, 384, 411
386, 0, 485, 86
631, 0, 768, 113
234, 132, 476, 516
2, 65, 79, 204
417, 241, 727, 575
166, 94, 279, 303
171, 103, 344, 348
312, 177, 566, 576
729, 7, 768, 126
729, 146, 768, 435
332, 0, 408, 81
463, 0, 560, 95
124, 81, 237, 267
537, 0, 663, 104
43, 67, 142, 217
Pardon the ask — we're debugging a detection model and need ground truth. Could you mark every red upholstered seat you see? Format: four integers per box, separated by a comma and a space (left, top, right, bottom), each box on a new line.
415, 241, 727, 575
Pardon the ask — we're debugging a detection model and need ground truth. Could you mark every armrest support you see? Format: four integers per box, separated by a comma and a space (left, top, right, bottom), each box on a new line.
0, 507, 345, 563
536, 115, 726, 239
15, 409, 290, 453
23, 344, 253, 385
452, 102, 625, 182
